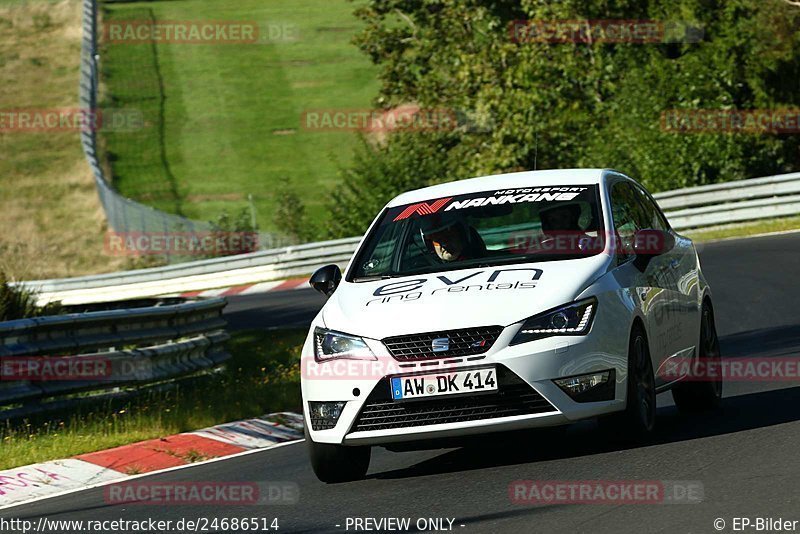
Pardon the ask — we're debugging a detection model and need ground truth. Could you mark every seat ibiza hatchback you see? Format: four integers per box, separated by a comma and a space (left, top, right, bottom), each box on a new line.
302, 169, 722, 482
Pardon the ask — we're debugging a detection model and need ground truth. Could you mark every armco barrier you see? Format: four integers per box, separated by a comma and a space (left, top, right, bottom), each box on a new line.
654, 172, 800, 230
18, 237, 361, 305
15, 172, 800, 305
0, 298, 229, 418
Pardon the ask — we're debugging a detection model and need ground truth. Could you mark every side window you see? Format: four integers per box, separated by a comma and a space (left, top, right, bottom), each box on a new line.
610, 182, 648, 258
632, 184, 670, 232
355, 219, 404, 276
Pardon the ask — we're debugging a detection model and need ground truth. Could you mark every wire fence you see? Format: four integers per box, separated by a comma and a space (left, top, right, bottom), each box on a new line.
79, 0, 292, 263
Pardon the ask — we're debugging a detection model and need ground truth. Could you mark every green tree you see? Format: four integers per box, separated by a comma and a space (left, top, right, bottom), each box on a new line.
273, 184, 319, 243
326, 132, 470, 237
324, 0, 800, 237
206, 208, 259, 257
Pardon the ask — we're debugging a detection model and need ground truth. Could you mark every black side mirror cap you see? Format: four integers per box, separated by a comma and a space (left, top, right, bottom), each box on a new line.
632, 229, 676, 270
309, 264, 342, 297
633, 229, 675, 256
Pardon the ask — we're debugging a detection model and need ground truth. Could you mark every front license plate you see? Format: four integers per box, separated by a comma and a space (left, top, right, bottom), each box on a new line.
390, 367, 497, 400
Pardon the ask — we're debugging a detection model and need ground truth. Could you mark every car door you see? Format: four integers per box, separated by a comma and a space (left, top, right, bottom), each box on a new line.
630, 183, 700, 366
609, 180, 675, 385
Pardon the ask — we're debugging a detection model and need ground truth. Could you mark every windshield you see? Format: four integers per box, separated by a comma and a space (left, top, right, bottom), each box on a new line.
349, 184, 604, 280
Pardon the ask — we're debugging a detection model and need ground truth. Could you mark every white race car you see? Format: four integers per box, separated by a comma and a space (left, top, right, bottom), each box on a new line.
301, 169, 722, 482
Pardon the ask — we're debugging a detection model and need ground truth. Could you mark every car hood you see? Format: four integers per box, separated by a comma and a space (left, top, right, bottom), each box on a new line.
321, 255, 610, 339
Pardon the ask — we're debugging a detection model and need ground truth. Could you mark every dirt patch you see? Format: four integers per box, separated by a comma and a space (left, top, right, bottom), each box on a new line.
271, 59, 315, 66
291, 80, 325, 89
184, 192, 247, 202
315, 26, 354, 33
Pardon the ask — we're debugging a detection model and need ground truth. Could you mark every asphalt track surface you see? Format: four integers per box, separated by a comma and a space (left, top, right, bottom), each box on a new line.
225, 287, 326, 330
4, 233, 800, 533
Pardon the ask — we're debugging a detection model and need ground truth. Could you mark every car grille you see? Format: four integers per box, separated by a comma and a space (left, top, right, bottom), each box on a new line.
350, 367, 556, 433
382, 326, 504, 362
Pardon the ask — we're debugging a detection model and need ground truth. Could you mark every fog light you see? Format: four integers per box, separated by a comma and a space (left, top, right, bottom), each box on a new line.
554, 370, 615, 402
308, 401, 346, 430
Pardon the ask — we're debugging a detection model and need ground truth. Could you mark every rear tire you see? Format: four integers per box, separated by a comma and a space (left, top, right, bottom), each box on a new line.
306, 429, 370, 483
601, 324, 656, 440
671, 302, 723, 413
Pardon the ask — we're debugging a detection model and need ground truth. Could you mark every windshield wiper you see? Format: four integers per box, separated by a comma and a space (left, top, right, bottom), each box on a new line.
471, 254, 563, 268
352, 274, 397, 282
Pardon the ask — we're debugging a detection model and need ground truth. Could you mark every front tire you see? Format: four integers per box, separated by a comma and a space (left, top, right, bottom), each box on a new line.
671, 301, 723, 413
306, 429, 370, 483
601, 324, 656, 440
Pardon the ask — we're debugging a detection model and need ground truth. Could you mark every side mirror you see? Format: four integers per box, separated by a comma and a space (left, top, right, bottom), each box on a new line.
309, 264, 342, 297
632, 229, 675, 270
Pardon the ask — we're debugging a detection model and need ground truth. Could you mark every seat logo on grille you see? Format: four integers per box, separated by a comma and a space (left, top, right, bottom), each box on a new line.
431, 337, 450, 352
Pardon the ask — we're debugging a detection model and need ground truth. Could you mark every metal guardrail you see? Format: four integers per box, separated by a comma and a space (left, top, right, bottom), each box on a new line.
20, 237, 360, 294
15, 172, 800, 305
0, 298, 229, 418
18, 237, 361, 305
654, 172, 800, 230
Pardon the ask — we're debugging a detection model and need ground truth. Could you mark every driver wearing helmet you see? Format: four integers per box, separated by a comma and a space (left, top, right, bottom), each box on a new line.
538, 203, 593, 254
419, 214, 483, 262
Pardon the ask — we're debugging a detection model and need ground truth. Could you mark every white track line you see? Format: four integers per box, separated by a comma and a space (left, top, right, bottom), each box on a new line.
0, 439, 305, 512
238, 281, 284, 295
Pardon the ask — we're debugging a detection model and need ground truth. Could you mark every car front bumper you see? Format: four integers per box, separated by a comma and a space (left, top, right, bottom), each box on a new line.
301, 312, 630, 446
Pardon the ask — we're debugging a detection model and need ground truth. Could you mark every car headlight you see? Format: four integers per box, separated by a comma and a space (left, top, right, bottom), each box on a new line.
314, 327, 377, 362
509, 297, 597, 345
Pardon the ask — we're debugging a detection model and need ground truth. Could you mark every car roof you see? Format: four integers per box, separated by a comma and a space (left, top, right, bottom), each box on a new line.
386, 168, 612, 207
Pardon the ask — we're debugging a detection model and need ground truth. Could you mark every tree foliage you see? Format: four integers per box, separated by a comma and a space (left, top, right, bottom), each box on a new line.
320, 0, 800, 237
326, 132, 470, 237
274, 184, 319, 243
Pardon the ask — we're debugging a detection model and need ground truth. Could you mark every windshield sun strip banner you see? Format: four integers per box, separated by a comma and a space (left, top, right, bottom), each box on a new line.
387, 186, 593, 222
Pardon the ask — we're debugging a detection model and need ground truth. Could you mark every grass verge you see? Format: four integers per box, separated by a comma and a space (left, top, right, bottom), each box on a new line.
684, 216, 800, 242
100, 0, 377, 231
0, 327, 305, 470
0, 0, 131, 280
